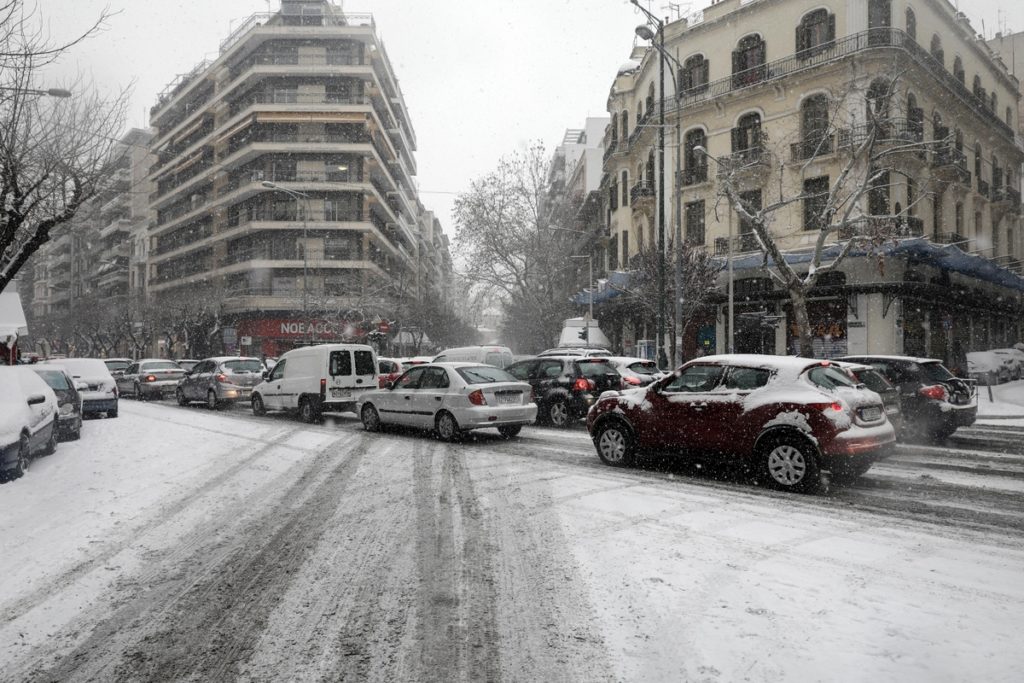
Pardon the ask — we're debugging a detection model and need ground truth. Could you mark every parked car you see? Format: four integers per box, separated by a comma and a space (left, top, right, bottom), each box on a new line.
831, 361, 903, 435
251, 343, 378, 422
432, 345, 515, 368
604, 356, 665, 387
103, 357, 133, 377
839, 355, 977, 441
176, 356, 264, 408
176, 359, 201, 373
1, 366, 59, 481
117, 359, 187, 400
966, 351, 1007, 386
989, 348, 1024, 380
506, 355, 622, 427
357, 363, 537, 441
586, 355, 896, 492
377, 357, 403, 388
29, 365, 84, 440
42, 358, 118, 418
537, 347, 612, 358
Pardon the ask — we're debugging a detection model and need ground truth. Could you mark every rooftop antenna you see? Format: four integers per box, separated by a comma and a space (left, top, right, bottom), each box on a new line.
665, 2, 683, 20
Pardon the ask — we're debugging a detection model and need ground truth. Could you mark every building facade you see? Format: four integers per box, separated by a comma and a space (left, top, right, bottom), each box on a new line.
147, 0, 450, 357
604, 0, 1024, 364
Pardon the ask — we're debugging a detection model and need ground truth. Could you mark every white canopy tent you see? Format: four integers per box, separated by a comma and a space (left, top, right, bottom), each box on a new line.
0, 284, 29, 364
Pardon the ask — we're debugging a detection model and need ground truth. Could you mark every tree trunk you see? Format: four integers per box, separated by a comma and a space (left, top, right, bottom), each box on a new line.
789, 287, 814, 358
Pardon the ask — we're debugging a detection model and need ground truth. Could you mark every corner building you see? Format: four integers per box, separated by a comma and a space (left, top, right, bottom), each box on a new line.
147, 0, 443, 357
605, 0, 1024, 363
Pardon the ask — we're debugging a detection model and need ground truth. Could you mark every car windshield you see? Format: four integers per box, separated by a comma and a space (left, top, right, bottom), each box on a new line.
806, 365, 858, 389
456, 365, 518, 384
626, 361, 659, 375
921, 362, 955, 382
33, 369, 70, 390
855, 368, 894, 393
223, 360, 262, 373
578, 360, 614, 377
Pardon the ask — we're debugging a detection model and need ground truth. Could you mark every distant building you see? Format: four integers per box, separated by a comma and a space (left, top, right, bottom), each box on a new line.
146, 0, 452, 357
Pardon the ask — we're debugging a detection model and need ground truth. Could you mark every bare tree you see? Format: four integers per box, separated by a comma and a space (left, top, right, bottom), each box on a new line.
454, 143, 579, 352
0, 1, 129, 292
706, 73, 938, 356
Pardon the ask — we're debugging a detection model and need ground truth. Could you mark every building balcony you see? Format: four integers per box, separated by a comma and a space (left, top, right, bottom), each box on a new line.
930, 149, 971, 186
977, 178, 990, 199
629, 182, 655, 205
839, 216, 924, 240
714, 233, 761, 255
990, 184, 1014, 208
790, 134, 835, 162
716, 145, 769, 181
679, 166, 708, 186
99, 217, 132, 239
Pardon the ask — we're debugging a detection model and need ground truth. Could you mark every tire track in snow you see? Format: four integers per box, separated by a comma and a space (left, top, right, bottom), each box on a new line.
23, 434, 367, 683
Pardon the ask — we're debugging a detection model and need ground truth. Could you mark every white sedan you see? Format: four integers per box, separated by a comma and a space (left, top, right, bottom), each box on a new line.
356, 362, 537, 441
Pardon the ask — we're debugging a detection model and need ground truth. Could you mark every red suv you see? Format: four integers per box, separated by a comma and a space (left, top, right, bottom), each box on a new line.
586, 355, 896, 492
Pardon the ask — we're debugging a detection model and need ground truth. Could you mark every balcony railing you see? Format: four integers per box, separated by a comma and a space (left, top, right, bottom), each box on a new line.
839, 216, 925, 239
669, 28, 1015, 142
228, 93, 371, 116
978, 178, 990, 199
680, 166, 708, 186
224, 132, 369, 158
603, 141, 617, 161
717, 145, 768, 177
714, 233, 761, 255
228, 52, 364, 79
931, 148, 971, 186
838, 118, 924, 149
629, 182, 655, 204
790, 134, 834, 162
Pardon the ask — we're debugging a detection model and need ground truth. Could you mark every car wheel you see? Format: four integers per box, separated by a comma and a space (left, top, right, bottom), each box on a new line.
361, 404, 381, 432
69, 427, 82, 441
43, 427, 58, 456
760, 434, 820, 493
206, 390, 219, 410
107, 408, 118, 418
252, 393, 267, 416
436, 411, 462, 442
547, 400, 571, 428
13, 435, 30, 478
299, 396, 320, 424
497, 424, 522, 439
594, 420, 635, 467
176, 387, 188, 406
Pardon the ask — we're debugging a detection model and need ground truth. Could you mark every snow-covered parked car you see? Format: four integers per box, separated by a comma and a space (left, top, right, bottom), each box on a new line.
586, 355, 896, 492
989, 348, 1024, 381
357, 363, 537, 441
966, 351, 1010, 385
0, 366, 59, 481
604, 356, 666, 387
41, 358, 118, 418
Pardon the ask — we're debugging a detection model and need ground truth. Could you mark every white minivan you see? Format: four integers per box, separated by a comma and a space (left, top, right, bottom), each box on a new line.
251, 343, 378, 422
431, 346, 514, 368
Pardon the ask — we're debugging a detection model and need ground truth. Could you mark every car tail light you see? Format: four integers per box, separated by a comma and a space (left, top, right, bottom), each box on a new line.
811, 401, 844, 413
468, 389, 487, 406
573, 377, 595, 392
320, 378, 327, 398
144, 374, 157, 382
919, 384, 948, 401
215, 373, 228, 383
623, 376, 643, 386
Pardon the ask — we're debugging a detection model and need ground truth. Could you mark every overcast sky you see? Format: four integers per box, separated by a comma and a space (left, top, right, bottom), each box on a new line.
35, 0, 1024, 238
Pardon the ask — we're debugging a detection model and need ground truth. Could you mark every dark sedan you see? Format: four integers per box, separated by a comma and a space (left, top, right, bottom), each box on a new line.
30, 366, 83, 441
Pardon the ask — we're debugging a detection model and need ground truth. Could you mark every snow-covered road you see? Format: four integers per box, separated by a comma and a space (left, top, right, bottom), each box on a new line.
1, 400, 1022, 681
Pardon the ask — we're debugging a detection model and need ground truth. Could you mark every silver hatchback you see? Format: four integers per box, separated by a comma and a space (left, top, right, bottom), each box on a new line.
176, 357, 265, 409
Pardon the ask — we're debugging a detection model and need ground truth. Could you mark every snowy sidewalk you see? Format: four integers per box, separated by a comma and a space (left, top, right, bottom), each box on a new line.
975, 378, 1024, 424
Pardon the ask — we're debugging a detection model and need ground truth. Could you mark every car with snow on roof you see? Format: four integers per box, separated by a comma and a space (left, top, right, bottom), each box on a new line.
586, 355, 896, 492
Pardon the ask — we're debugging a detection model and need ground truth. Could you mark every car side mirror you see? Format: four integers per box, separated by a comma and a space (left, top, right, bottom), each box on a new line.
262, 371, 269, 380
386, 381, 396, 390
75, 381, 89, 391
27, 394, 46, 406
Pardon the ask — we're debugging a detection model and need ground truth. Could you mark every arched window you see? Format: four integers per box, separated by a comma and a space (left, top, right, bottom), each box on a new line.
906, 7, 916, 41
637, 100, 643, 122
953, 56, 964, 84
990, 91, 997, 111
799, 94, 831, 159
974, 143, 983, 185
621, 170, 629, 207
973, 75, 984, 100
646, 150, 655, 186
732, 112, 762, 154
868, 0, 892, 46
621, 111, 629, 142
907, 92, 923, 141
955, 202, 964, 234
732, 35, 766, 87
796, 9, 835, 58
646, 83, 655, 117
683, 128, 707, 185
1008, 107, 1014, 126
954, 128, 964, 156
610, 115, 619, 146
867, 78, 891, 126
681, 54, 709, 93
930, 35, 944, 67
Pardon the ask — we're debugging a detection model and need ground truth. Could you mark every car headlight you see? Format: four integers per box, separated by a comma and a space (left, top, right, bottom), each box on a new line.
60, 403, 73, 415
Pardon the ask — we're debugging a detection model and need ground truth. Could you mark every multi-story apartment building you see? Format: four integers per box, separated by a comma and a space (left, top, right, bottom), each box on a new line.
605, 0, 1024, 364
24, 128, 154, 355
147, 0, 449, 357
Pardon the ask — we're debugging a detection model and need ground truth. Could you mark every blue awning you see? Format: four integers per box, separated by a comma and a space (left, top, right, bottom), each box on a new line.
571, 270, 633, 305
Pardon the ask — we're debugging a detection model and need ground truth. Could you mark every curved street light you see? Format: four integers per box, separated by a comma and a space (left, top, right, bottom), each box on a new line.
0, 86, 72, 98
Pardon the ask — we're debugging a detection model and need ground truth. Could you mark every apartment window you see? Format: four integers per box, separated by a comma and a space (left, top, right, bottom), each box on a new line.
683, 128, 707, 184
953, 56, 965, 85
796, 9, 835, 58
803, 176, 830, 231
621, 111, 629, 141
975, 143, 983, 186
621, 170, 629, 207
973, 75, 984, 100
868, 170, 890, 216
646, 83, 655, 118
622, 231, 630, 265
731, 34, 766, 88
866, 78, 890, 124
989, 92, 997, 112
905, 7, 916, 41
992, 216, 1000, 254
907, 178, 916, 215
610, 117, 618, 147
1008, 107, 1014, 126
868, 0, 891, 46
609, 234, 619, 270
975, 211, 982, 235
930, 35, 944, 67
609, 178, 618, 211
681, 54, 709, 93
800, 94, 830, 158
933, 196, 942, 235
955, 202, 964, 234
646, 150, 655, 185
907, 92, 924, 140
684, 200, 706, 245
732, 112, 762, 153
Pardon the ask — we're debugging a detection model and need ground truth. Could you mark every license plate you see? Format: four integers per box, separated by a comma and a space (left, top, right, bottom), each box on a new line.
496, 392, 521, 405
331, 388, 351, 399
861, 406, 882, 421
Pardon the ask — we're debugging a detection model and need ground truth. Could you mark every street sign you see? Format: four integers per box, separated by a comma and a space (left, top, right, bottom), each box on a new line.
240, 336, 252, 345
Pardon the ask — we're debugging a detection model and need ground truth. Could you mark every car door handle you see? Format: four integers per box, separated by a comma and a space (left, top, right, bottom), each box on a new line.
435, 396, 442, 401
404, 396, 412, 400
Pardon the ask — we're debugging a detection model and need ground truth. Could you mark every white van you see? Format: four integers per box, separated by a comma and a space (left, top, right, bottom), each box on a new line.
431, 345, 514, 368
251, 343, 377, 422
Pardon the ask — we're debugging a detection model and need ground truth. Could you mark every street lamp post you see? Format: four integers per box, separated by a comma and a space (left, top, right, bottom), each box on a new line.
0, 86, 72, 98
632, 1, 670, 370
261, 180, 312, 341
570, 254, 593, 345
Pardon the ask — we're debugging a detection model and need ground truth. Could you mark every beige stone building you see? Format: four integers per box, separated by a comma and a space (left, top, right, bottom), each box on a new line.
147, 0, 450, 357
604, 0, 1024, 364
